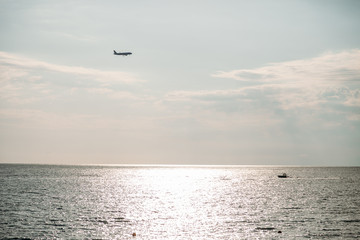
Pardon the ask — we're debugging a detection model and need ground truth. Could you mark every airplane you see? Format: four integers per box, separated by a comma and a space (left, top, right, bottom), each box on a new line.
113, 50, 132, 56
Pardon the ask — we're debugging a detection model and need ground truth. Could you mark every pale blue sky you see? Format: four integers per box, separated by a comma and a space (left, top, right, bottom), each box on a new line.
1, 0, 359, 165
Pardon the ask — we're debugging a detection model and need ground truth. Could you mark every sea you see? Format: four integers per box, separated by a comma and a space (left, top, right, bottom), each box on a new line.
0, 164, 359, 239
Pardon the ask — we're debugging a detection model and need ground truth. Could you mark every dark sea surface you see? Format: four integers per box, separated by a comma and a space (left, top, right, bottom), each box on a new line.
0, 164, 359, 239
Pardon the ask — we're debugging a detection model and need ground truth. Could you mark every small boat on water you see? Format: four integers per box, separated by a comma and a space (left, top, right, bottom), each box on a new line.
278, 173, 288, 178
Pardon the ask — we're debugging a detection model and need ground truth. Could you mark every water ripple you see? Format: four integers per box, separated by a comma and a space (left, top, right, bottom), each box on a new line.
0, 165, 359, 239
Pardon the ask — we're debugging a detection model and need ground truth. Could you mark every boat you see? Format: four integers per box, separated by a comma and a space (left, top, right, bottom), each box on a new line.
278, 173, 288, 178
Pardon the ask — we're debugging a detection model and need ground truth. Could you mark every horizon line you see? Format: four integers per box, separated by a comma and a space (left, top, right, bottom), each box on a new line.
0, 162, 358, 168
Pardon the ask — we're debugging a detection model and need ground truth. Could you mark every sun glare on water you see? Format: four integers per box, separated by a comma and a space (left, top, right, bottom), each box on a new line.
123, 167, 228, 238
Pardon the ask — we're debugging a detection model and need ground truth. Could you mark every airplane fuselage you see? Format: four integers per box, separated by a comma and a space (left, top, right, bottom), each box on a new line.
113, 50, 132, 56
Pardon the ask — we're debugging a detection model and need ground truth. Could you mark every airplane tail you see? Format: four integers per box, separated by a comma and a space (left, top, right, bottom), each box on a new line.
113, 50, 117, 54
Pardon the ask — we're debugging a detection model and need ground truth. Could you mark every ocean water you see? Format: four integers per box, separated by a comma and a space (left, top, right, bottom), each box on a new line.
0, 165, 359, 239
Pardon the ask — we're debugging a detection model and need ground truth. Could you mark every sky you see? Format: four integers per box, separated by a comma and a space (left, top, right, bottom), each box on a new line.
0, 0, 359, 166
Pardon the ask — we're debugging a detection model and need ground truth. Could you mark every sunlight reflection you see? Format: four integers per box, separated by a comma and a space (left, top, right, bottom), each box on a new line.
127, 167, 223, 237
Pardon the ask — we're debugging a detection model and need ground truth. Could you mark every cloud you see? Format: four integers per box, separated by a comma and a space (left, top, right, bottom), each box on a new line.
212, 49, 360, 84
166, 50, 360, 112
0, 51, 144, 105
160, 50, 360, 141
87, 87, 154, 101
344, 89, 360, 107
165, 89, 247, 101
0, 51, 141, 84
0, 108, 148, 131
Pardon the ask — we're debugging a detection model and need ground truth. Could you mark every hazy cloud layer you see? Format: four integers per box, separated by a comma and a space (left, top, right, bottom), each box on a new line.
167, 50, 360, 113
0, 52, 144, 105
0, 51, 141, 84
212, 49, 360, 83
161, 50, 360, 162
1, 50, 359, 165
